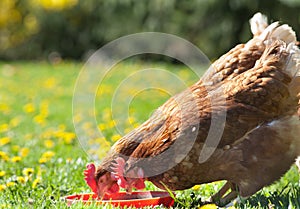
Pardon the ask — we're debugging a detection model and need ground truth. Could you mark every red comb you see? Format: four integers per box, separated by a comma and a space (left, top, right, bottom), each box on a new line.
84, 163, 98, 194
111, 157, 127, 188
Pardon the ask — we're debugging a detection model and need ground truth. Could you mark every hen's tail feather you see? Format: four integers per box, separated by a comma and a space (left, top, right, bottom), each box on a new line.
250, 12, 268, 36
285, 43, 300, 78
250, 12, 297, 44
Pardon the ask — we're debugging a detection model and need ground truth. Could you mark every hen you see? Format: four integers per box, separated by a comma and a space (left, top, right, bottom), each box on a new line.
84, 13, 300, 205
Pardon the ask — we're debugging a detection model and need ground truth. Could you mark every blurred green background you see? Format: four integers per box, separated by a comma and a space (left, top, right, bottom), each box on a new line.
1, 0, 300, 61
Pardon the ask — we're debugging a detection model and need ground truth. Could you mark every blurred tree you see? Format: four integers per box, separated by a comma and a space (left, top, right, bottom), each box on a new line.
0, 0, 300, 61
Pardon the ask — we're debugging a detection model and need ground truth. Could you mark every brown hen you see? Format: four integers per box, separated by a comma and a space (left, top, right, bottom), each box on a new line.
85, 13, 300, 205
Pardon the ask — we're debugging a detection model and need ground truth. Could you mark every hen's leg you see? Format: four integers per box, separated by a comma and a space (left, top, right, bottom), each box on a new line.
210, 181, 238, 206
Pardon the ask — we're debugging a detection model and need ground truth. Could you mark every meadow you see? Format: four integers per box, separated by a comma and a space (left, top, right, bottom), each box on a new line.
0, 61, 299, 209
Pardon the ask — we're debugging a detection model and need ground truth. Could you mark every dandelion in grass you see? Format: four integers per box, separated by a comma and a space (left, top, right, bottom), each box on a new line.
9, 116, 22, 127
44, 77, 57, 89
39, 151, 55, 164
6, 182, 16, 187
40, 100, 49, 117
23, 103, 35, 113
192, 185, 201, 191
127, 116, 136, 125
38, 157, 48, 164
11, 156, 21, 163
199, 203, 217, 209
22, 168, 34, 176
111, 134, 121, 142
0, 151, 9, 161
0, 171, 5, 177
133, 123, 140, 128
34, 114, 46, 126
98, 123, 106, 131
108, 120, 116, 128
32, 177, 41, 188
42, 151, 55, 158
0, 185, 6, 191
0, 103, 11, 114
0, 124, 9, 133
17, 176, 26, 184
62, 132, 75, 144
0, 137, 11, 146
20, 147, 30, 157
44, 139, 54, 148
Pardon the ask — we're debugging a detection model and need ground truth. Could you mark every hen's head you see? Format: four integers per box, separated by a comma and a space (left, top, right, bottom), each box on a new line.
84, 158, 146, 197
84, 163, 119, 198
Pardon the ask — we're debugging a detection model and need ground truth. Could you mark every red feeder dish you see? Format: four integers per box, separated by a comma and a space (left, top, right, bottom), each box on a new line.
65, 191, 175, 208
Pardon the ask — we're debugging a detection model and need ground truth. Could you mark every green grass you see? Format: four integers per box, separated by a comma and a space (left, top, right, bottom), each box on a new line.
0, 61, 299, 209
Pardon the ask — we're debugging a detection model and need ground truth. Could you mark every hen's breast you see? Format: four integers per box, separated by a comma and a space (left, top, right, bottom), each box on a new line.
229, 115, 300, 197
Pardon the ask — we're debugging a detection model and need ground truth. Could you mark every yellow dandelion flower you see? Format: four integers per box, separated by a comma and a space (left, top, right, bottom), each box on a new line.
22, 168, 34, 176
199, 204, 217, 209
42, 151, 55, 158
41, 130, 53, 139
40, 101, 49, 117
0, 103, 11, 114
6, 182, 16, 187
34, 114, 46, 126
0, 124, 9, 133
108, 120, 116, 128
0, 151, 9, 161
133, 123, 140, 128
0, 171, 5, 177
38, 157, 48, 164
192, 185, 201, 191
111, 134, 121, 142
43, 77, 56, 89
63, 132, 76, 144
44, 139, 54, 148
12, 145, 20, 152
0, 137, 11, 146
17, 176, 26, 184
11, 156, 21, 163
98, 123, 106, 131
66, 158, 72, 163
37, 166, 43, 176
20, 147, 30, 157
23, 103, 35, 113
9, 117, 21, 127
32, 177, 41, 188
10, 155, 22, 163
127, 116, 135, 124
0, 185, 6, 191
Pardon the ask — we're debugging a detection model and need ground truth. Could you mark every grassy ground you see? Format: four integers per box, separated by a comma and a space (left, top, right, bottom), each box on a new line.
0, 61, 299, 209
